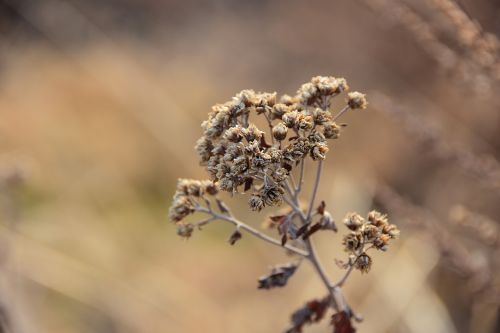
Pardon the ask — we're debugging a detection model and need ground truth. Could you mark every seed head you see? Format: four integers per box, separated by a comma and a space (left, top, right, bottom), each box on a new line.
272, 103, 289, 119
361, 224, 380, 242
224, 125, 244, 143
344, 212, 365, 231
279, 94, 295, 106
354, 254, 372, 273
176, 223, 194, 239
249, 194, 265, 212
367, 210, 388, 227
261, 185, 285, 207
282, 111, 299, 128
273, 167, 289, 182
310, 142, 329, 160
347, 91, 368, 109
312, 108, 332, 125
168, 194, 194, 222
272, 122, 288, 141
343, 232, 363, 252
323, 122, 341, 139
242, 124, 264, 142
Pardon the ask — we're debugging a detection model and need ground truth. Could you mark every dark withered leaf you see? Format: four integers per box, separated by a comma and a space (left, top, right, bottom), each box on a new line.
281, 233, 288, 246
260, 135, 272, 148
258, 263, 297, 289
283, 163, 293, 172
288, 136, 299, 141
285, 296, 331, 333
302, 223, 323, 240
244, 178, 254, 192
228, 229, 242, 245
317, 201, 326, 215
270, 214, 287, 222
296, 224, 309, 237
331, 311, 356, 333
216, 199, 230, 214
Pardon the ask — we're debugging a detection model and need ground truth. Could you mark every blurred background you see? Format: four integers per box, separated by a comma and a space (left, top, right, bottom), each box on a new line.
0, 0, 499, 332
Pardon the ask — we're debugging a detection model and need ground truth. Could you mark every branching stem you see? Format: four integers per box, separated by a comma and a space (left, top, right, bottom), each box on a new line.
333, 105, 350, 122
306, 159, 323, 221
195, 205, 309, 257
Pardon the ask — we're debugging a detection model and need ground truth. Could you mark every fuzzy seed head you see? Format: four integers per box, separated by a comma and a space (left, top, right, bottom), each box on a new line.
347, 91, 368, 109
272, 122, 288, 141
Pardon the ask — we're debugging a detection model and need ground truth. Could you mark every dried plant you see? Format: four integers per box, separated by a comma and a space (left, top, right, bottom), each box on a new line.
361, 0, 500, 94
168, 76, 400, 332
371, 92, 500, 193
376, 185, 499, 304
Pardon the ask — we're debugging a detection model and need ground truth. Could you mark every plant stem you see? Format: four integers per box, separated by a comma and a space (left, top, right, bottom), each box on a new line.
264, 113, 275, 145
333, 245, 374, 288
195, 206, 309, 257
333, 264, 355, 288
306, 159, 323, 221
332, 105, 350, 122
284, 163, 344, 310
295, 159, 305, 199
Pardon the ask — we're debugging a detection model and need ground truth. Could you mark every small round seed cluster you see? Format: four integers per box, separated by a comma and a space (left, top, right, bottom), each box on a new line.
168, 179, 219, 237
342, 211, 400, 273
194, 76, 367, 212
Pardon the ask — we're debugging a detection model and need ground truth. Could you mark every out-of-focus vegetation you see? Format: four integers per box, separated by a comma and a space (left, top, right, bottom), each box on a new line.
0, 1, 498, 332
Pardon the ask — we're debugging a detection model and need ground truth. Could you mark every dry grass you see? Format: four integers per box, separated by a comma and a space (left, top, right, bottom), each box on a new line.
0, 1, 498, 332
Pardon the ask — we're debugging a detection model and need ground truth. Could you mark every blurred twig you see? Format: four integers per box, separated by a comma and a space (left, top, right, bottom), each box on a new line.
376, 184, 499, 303
371, 92, 500, 193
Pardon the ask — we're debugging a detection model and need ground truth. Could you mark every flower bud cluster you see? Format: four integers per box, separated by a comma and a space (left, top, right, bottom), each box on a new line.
342, 211, 400, 273
168, 179, 219, 237
193, 76, 365, 211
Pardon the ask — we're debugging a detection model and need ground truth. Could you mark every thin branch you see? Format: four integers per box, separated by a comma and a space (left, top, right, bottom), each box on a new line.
333, 245, 374, 288
332, 105, 350, 122
289, 169, 298, 191
264, 112, 275, 145
196, 217, 216, 229
333, 262, 356, 290
306, 159, 323, 221
295, 159, 306, 198
195, 206, 309, 257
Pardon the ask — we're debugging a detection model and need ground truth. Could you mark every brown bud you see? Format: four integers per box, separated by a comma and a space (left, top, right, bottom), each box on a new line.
272, 122, 288, 141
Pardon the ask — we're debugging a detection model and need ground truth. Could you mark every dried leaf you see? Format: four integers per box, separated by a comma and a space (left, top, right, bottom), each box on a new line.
331, 311, 356, 333
285, 296, 331, 333
296, 223, 309, 237
244, 178, 254, 192
319, 212, 337, 232
258, 263, 297, 289
281, 233, 288, 246
302, 223, 323, 240
317, 201, 326, 215
270, 214, 287, 223
216, 199, 230, 214
228, 229, 242, 245
260, 135, 271, 148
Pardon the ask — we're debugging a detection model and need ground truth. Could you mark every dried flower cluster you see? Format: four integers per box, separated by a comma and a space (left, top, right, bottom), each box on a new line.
341, 211, 399, 274
194, 76, 365, 213
168, 76, 396, 333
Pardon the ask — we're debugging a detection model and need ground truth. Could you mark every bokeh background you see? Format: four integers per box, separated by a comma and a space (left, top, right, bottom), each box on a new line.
0, 0, 499, 332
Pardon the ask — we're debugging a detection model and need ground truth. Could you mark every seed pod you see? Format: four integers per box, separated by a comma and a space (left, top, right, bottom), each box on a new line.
249, 194, 265, 211
272, 122, 288, 141
347, 91, 368, 109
